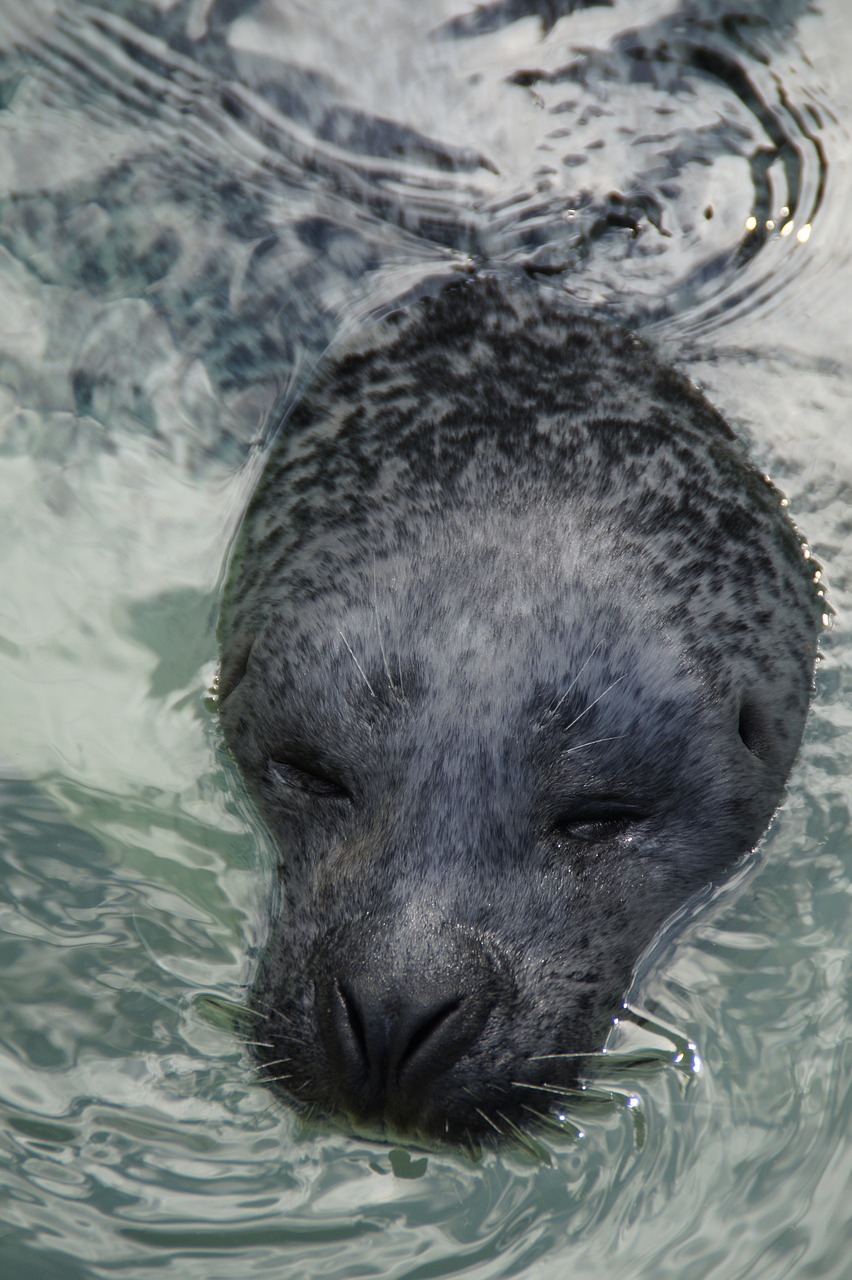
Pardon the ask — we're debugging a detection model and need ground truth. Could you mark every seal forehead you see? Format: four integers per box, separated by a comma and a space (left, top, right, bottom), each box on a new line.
224, 279, 818, 673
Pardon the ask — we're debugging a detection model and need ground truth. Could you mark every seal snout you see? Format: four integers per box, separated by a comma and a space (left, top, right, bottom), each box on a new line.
314, 919, 503, 1132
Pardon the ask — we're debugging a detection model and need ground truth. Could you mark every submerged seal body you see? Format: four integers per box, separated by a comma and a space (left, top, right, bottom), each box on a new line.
219, 276, 821, 1141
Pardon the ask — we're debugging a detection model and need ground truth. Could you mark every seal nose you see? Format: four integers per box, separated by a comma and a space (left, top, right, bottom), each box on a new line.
315, 920, 501, 1129
326, 978, 471, 1095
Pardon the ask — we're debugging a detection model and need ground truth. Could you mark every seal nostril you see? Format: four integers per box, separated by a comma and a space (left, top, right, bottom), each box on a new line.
336, 980, 370, 1071
396, 995, 464, 1078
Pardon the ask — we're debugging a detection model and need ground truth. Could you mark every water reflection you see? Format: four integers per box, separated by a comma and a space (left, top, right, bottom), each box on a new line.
0, 1, 850, 1278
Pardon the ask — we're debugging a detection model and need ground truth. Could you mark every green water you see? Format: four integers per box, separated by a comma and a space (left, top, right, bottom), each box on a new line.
1, 0, 851, 1276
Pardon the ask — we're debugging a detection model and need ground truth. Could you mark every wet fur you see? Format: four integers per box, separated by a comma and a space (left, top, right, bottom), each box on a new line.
219, 275, 822, 1141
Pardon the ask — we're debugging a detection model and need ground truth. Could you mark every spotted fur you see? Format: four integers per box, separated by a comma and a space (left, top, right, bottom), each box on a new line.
219, 274, 822, 1141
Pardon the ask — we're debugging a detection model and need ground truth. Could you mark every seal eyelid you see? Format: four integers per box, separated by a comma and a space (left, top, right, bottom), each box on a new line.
552, 800, 650, 843
267, 757, 352, 801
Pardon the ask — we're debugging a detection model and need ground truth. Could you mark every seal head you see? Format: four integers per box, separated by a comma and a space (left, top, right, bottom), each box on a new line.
219, 277, 821, 1141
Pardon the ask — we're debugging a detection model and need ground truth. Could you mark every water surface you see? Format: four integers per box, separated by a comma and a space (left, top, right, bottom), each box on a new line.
0, 1, 850, 1277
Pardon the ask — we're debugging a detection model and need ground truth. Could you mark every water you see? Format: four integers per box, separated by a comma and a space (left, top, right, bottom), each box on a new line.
0, 1, 850, 1276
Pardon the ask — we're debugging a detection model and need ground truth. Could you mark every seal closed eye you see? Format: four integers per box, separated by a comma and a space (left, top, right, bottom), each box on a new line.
218, 274, 823, 1142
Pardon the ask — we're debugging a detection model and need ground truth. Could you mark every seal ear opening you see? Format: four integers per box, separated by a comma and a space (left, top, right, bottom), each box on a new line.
219, 638, 254, 704
737, 698, 768, 761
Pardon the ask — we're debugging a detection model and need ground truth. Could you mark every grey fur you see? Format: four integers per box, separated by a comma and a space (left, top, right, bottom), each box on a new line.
219, 274, 822, 1141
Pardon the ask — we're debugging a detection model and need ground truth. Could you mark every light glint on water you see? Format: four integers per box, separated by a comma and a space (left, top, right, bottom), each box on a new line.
0, 1, 851, 1278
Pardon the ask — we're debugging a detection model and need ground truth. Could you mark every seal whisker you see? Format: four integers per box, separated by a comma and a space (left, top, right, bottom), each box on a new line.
248, 994, 278, 1015
474, 1107, 505, 1139
253, 1006, 295, 1028
511, 1080, 584, 1099
371, 555, 398, 698
561, 675, 625, 734
519, 1103, 566, 1127
246, 1004, 281, 1026
495, 1110, 551, 1161
561, 733, 628, 756
207, 996, 254, 1016
336, 627, 376, 697
549, 638, 606, 715
528, 1050, 606, 1062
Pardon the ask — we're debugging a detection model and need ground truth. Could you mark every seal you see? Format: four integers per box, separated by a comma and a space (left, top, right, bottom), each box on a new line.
218, 275, 822, 1142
